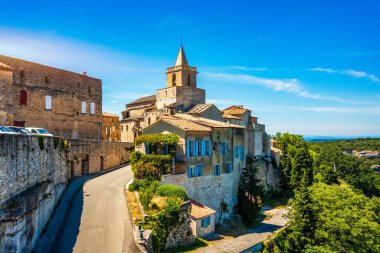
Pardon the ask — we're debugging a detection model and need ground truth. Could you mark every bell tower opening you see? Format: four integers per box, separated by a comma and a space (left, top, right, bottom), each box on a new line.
172, 73, 176, 86
166, 44, 198, 88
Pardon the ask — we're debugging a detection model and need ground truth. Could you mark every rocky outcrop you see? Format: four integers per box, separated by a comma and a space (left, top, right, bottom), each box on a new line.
165, 201, 195, 249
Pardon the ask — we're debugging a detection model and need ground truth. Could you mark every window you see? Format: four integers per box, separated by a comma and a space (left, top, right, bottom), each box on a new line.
20, 70, 25, 78
186, 140, 194, 157
198, 140, 202, 156
20, 90, 27, 105
126, 125, 129, 131
81, 101, 86, 114
163, 144, 169, 155
205, 140, 212, 156
214, 165, 220, 176
201, 216, 211, 228
188, 166, 194, 178
227, 163, 233, 173
195, 165, 203, 176
240, 146, 245, 161
44, 75, 49, 84
172, 73, 176, 86
45, 95, 52, 110
187, 74, 191, 86
234, 145, 239, 158
144, 143, 151, 154
121, 125, 124, 132
90, 101, 95, 115
220, 142, 226, 155
148, 118, 151, 125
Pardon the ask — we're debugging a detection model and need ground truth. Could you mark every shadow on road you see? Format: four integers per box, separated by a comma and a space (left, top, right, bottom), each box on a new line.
50, 182, 86, 253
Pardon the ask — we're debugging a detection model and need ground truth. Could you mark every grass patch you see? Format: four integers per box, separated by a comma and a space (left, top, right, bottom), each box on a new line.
126, 190, 143, 224
164, 237, 209, 253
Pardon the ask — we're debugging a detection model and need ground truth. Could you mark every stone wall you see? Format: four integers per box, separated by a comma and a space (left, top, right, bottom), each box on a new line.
0, 55, 102, 140
165, 201, 195, 249
68, 139, 133, 177
161, 168, 241, 220
0, 135, 69, 253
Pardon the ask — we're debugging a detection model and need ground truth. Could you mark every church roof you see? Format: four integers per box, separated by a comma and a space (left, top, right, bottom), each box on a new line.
175, 46, 189, 66
187, 104, 215, 114
223, 105, 249, 115
126, 95, 156, 107
173, 114, 245, 129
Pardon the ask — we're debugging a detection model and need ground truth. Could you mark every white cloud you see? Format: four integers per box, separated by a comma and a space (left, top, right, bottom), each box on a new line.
308, 67, 380, 82
223, 66, 268, 71
203, 72, 353, 103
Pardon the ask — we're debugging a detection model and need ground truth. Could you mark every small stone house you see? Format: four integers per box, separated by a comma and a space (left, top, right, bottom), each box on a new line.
189, 200, 216, 238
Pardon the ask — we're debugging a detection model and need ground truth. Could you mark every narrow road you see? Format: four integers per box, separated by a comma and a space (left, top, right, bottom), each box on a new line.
53, 165, 139, 253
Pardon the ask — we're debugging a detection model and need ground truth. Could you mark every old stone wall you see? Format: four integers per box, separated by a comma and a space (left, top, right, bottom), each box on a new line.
68, 139, 133, 177
161, 167, 241, 220
0, 67, 14, 125
165, 201, 195, 249
0, 135, 69, 253
102, 114, 120, 141
0, 55, 102, 140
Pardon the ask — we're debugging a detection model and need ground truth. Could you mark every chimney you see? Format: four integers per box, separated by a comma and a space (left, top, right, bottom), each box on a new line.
81, 71, 87, 76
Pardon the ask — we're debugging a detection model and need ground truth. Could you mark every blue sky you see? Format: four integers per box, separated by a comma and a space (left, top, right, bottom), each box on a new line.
1, 0, 379, 136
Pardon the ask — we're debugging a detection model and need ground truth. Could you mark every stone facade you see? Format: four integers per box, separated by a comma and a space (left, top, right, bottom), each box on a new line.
67, 139, 133, 177
102, 112, 120, 141
165, 201, 195, 249
0, 135, 69, 253
0, 55, 102, 139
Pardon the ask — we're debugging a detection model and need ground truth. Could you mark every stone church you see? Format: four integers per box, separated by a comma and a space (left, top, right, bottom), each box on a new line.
121, 46, 279, 219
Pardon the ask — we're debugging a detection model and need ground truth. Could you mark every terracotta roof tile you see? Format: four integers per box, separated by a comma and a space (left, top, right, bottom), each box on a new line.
190, 200, 216, 220
173, 114, 245, 129
187, 104, 214, 114
126, 95, 156, 107
223, 105, 249, 115
160, 116, 211, 132
102, 112, 119, 117
222, 114, 242, 120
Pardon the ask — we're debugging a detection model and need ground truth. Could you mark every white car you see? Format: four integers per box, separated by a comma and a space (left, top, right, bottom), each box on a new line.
25, 127, 53, 137
0, 126, 20, 135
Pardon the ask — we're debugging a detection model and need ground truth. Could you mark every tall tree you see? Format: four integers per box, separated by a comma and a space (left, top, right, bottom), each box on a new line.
291, 146, 313, 189
283, 172, 318, 252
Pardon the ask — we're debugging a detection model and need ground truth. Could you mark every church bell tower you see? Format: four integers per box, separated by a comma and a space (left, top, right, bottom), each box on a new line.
166, 45, 198, 88
156, 44, 205, 112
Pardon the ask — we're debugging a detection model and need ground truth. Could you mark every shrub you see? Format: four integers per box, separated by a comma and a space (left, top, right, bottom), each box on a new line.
156, 184, 188, 200
140, 190, 153, 210
132, 162, 160, 181
151, 197, 182, 252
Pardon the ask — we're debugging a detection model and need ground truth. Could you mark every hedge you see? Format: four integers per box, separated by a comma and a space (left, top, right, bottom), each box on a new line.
156, 184, 188, 200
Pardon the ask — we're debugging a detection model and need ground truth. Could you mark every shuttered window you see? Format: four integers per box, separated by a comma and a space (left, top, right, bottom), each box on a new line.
90, 101, 95, 115
45, 95, 52, 110
81, 101, 86, 114
20, 90, 27, 105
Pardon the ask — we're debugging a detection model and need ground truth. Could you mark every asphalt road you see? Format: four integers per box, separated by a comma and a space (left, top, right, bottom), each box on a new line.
53, 165, 139, 253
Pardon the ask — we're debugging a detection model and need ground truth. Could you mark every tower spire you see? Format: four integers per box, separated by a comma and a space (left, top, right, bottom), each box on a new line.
175, 41, 188, 66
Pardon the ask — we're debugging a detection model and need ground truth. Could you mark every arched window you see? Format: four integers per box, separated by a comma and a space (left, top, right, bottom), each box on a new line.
172, 73, 176, 86
188, 74, 191, 86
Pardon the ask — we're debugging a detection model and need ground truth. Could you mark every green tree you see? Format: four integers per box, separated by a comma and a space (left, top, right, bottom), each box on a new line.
315, 165, 338, 185
290, 146, 313, 189
283, 172, 318, 252
236, 156, 264, 226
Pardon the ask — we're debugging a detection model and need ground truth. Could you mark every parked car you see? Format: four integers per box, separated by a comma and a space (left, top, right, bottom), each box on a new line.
0, 126, 20, 135
25, 127, 53, 137
8, 126, 34, 135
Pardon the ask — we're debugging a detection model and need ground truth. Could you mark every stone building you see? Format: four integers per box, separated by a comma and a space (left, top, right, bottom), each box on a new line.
102, 112, 120, 141
123, 45, 278, 218
0, 55, 102, 139
120, 45, 205, 143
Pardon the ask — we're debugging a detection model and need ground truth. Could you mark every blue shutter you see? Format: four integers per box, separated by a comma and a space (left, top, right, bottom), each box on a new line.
195, 140, 199, 157
188, 167, 192, 178
186, 140, 190, 157
209, 140, 212, 155
201, 140, 206, 156
195, 166, 198, 177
